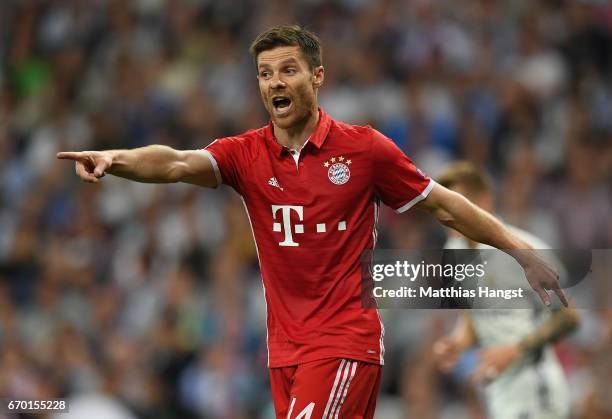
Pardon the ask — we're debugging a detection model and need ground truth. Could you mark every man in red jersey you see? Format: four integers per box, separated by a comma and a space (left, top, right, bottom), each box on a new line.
58, 25, 567, 419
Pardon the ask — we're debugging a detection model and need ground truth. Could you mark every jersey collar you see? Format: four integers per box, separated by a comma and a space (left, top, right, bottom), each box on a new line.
265, 107, 332, 156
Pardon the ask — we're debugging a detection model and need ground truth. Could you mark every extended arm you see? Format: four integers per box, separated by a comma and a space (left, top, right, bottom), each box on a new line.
57, 145, 219, 187
417, 183, 525, 249
416, 183, 568, 306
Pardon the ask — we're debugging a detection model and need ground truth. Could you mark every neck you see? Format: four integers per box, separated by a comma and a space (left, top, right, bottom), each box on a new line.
273, 107, 319, 150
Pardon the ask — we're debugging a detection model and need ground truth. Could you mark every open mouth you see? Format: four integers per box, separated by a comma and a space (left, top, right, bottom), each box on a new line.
272, 96, 293, 114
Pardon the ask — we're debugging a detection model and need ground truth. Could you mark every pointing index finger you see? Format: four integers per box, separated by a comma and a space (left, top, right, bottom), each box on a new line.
57, 151, 85, 161
553, 286, 569, 307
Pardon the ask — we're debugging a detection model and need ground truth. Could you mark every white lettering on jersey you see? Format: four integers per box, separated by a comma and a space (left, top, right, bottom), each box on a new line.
272, 205, 349, 246
272, 205, 304, 247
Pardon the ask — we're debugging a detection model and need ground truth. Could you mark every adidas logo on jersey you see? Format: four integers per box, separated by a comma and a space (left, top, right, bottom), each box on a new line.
268, 177, 283, 190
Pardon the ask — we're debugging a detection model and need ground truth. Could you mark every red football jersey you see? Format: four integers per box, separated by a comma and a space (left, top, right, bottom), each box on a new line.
203, 109, 433, 368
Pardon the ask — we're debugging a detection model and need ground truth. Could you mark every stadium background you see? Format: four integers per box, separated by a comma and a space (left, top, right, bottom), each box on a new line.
0, 0, 611, 418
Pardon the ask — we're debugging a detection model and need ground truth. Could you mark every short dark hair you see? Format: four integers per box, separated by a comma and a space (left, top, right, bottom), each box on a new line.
437, 161, 493, 197
249, 25, 322, 70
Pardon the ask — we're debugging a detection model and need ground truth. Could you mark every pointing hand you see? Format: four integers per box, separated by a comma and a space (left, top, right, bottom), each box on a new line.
57, 151, 113, 183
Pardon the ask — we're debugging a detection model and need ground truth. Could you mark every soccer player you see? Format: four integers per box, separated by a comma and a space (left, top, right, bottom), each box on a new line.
432, 162, 579, 419
57, 25, 567, 419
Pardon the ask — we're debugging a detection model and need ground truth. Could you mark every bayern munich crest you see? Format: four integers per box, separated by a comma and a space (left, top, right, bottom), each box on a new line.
323, 156, 352, 185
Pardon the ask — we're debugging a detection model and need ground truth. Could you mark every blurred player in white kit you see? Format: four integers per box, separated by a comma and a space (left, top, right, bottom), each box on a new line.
433, 162, 579, 419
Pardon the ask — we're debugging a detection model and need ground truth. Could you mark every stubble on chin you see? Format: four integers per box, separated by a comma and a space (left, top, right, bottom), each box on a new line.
264, 83, 318, 129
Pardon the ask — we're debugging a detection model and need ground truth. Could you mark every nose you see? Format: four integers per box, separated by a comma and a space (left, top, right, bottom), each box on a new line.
270, 72, 286, 89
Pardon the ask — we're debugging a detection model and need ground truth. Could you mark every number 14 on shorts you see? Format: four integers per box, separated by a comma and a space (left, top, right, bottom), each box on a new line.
271, 358, 382, 419
287, 398, 315, 419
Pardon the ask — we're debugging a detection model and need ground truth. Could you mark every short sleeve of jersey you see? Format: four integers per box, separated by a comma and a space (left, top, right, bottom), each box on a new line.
371, 128, 434, 213
202, 137, 245, 194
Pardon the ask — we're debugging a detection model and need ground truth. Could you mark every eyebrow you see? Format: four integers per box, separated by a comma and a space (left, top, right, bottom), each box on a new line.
258, 57, 300, 69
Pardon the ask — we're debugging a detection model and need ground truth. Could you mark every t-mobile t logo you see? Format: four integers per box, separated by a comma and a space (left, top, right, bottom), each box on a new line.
271, 205, 347, 247
272, 205, 304, 247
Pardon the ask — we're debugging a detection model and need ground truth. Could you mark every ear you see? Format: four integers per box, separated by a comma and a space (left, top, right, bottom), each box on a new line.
312, 66, 324, 88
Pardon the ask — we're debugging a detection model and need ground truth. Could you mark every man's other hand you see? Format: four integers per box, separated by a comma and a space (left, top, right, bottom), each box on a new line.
521, 252, 568, 307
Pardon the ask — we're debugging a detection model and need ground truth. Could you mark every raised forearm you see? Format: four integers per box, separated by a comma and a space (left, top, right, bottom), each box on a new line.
519, 309, 579, 354
107, 145, 187, 183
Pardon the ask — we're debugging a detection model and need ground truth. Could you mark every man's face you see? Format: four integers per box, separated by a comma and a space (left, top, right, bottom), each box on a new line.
256, 46, 324, 129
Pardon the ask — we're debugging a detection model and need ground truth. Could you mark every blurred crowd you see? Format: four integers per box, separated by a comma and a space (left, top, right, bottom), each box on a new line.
0, 0, 611, 418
